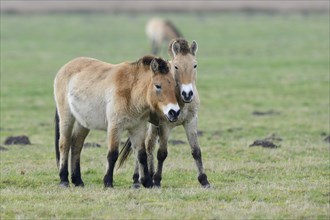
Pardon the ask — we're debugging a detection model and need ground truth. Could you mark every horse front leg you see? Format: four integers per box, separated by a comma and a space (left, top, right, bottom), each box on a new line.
146, 124, 159, 179
103, 125, 121, 188
153, 125, 170, 187
130, 127, 153, 188
184, 117, 210, 188
131, 124, 158, 188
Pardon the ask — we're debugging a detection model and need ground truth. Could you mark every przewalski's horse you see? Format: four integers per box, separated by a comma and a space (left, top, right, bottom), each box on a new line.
146, 18, 183, 55
119, 39, 211, 188
54, 55, 180, 188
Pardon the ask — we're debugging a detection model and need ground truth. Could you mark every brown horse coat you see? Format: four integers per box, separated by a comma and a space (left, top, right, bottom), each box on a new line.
54, 55, 180, 188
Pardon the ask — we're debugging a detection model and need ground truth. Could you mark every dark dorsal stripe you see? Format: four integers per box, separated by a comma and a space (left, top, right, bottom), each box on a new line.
164, 20, 183, 38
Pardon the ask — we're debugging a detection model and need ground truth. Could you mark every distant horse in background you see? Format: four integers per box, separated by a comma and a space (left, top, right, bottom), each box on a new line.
146, 18, 183, 55
54, 55, 180, 188
118, 39, 210, 188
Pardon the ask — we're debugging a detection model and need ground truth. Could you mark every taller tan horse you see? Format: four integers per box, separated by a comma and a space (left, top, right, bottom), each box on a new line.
119, 39, 210, 188
54, 55, 180, 188
146, 18, 183, 55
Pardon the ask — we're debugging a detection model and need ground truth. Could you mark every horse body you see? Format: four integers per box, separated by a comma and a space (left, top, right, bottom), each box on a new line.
54, 56, 180, 188
119, 39, 210, 188
146, 18, 182, 55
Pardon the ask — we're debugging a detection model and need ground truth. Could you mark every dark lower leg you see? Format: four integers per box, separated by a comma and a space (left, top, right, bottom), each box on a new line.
59, 160, 69, 187
192, 147, 210, 187
138, 149, 153, 188
103, 150, 118, 188
71, 158, 84, 186
132, 159, 140, 188
153, 149, 167, 187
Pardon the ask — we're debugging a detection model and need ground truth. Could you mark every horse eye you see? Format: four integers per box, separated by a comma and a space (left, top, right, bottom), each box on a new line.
194, 64, 197, 69
174, 66, 178, 70
155, 84, 162, 90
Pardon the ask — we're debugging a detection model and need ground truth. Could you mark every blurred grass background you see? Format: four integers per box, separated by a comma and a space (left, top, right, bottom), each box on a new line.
0, 8, 329, 220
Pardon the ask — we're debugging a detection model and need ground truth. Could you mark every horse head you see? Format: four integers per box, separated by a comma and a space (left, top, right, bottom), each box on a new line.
168, 38, 198, 103
146, 56, 180, 122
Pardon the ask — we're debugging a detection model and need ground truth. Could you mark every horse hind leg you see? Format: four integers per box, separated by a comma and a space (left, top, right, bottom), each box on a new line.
71, 122, 89, 187
57, 110, 75, 187
151, 40, 160, 55
132, 158, 140, 189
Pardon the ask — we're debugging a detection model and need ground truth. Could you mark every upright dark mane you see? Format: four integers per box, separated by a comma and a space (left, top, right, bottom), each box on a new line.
168, 38, 191, 56
132, 56, 169, 74
153, 57, 169, 74
165, 20, 183, 38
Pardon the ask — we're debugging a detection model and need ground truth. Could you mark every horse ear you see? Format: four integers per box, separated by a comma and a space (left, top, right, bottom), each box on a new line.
150, 58, 159, 73
170, 41, 180, 57
191, 40, 198, 56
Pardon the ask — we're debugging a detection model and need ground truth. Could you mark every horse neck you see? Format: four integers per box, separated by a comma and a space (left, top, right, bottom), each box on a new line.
129, 68, 153, 113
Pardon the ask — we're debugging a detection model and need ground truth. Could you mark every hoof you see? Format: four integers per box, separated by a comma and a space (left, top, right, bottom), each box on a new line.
141, 177, 153, 188
153, 181, 161, 188
132, 183, 141, 189
103, 175, 113, 188
198, 174, 210, 187
59, 181, 69, 188
104, 182, 113, 188
72, 178, 85, 187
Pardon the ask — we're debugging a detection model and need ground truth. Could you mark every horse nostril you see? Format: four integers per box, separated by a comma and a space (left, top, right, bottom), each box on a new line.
169, 109, 180, 119
169, 109, 176, 118
188, 91, 193, 98
182, 91, 187, 98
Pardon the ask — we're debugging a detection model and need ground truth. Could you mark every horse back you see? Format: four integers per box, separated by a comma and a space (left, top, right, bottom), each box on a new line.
54, 57, 125, 130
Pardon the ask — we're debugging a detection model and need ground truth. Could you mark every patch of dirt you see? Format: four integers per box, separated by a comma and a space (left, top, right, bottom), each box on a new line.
4, 135, 31, 145
249, 134, 282, 148
249, 140, 279, 148
168, 140, 186, 145
83, 142, 101, 148
252, 110, 281, 116
227, 127, 243, 133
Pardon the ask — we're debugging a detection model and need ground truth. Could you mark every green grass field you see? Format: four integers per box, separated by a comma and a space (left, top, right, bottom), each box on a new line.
1, 12, 329, 219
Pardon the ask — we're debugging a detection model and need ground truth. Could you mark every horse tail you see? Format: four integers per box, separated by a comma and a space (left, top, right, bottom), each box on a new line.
117, 138, 133, 169
55, 109, 60, 169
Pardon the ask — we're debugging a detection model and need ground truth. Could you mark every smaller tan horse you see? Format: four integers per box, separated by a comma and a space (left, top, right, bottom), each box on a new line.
146, 18, 183, 55
119, 39, 210, 188
54, 55, 180, 188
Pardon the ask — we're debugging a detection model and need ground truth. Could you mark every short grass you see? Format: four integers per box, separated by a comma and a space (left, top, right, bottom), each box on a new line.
1, 12, 329, 219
